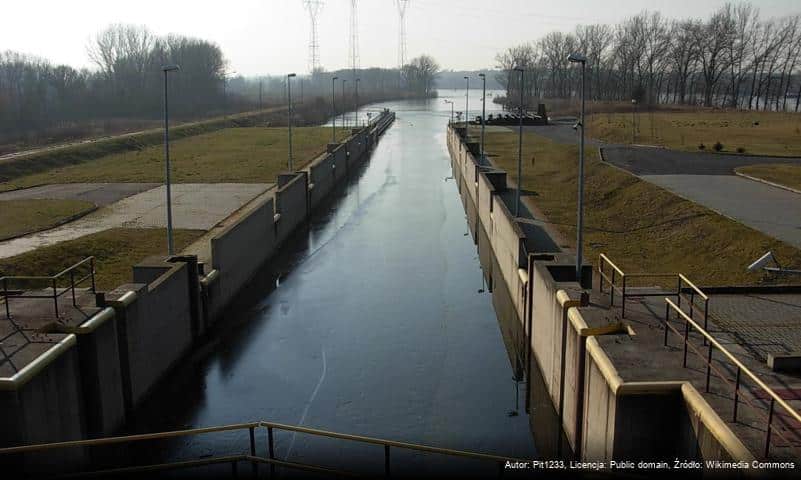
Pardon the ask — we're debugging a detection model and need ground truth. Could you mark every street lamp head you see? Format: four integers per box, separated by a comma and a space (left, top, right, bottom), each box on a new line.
464, 76, 469, 80
478, 73, 485, 78
513, 67, 525, 72
162, 64, 180, 72
567, 52, 587, 64
333, 76, 338, 81
287, 73, 297, 78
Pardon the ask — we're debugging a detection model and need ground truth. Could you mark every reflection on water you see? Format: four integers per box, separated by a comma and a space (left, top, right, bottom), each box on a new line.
115, 93, 570, 477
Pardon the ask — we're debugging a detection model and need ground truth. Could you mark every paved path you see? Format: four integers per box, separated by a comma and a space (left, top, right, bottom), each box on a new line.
0, 183, 272, 259
0, 183, 159, 206
642, 174, 801, 249
602, 145, 801, 175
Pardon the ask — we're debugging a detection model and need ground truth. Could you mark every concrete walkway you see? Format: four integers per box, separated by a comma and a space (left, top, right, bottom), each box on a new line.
642, 174, 801, 249
0, 183, 159, 205
516, 122, 801, 248
0, 183, 272, 259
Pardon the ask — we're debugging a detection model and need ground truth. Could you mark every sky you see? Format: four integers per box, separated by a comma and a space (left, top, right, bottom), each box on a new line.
2, 0, 799, 76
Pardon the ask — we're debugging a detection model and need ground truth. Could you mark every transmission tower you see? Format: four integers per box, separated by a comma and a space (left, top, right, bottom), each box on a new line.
396, 0, 409, 71
348, 0, 360, 77
304, 0, 324, 73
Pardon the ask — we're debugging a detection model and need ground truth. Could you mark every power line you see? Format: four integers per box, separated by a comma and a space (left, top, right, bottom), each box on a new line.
396, 0, 409, 73
304, 0, 324, 73
348, 0, 360, 76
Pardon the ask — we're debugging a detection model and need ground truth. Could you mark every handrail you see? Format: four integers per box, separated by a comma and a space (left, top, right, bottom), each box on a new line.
258, 421, 521, 463
665, 298, 801, 457
598, 254, 708, 324
678, 273, 708, 300
2, 257, 95, 320
0, 419, 528, 478
0, 422, 260, 454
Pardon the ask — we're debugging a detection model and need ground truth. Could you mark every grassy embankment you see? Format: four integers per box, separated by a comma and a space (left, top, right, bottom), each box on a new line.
0, 127, 350, 191
0, 228, 204, 290
587, 111, 801, 156
0, 125, 349, 288
0, 199, 95, 240
735, 163, 801, 191
482, 130, 801, 286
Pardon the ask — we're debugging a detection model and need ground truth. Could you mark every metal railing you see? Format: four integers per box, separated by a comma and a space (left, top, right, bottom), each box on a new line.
664, 298, 801, 458
598, 254, 709, 325
0, 420, 527, 478
1, 257, 96, 320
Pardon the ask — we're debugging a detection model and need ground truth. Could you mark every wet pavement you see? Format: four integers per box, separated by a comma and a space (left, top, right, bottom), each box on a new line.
0, 183, 271, 259
122, 93, 539, 476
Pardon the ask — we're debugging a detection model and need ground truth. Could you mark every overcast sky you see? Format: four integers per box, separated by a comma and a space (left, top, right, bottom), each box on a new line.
2, 0, 799, 76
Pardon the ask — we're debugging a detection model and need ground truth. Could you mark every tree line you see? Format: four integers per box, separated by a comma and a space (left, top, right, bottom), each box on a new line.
0, 22, 439, 147
495, 2, 801, 111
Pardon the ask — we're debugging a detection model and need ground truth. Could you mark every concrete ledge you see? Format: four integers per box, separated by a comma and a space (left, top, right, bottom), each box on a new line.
735, 171, 801, 195
681, 383, 756, 463
0, 335, 77, 390
767, 352, 801, 372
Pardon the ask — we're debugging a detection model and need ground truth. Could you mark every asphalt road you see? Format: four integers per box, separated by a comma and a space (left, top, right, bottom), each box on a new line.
602, 145, 801, 175
521, 122, 801, 248
0, 183, 159, 205
0, 183, 272, 259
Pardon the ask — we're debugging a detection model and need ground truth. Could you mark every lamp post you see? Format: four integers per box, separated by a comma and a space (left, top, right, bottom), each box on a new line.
355, 78, 360, 127
444, 100, 454, 124
161, 64, 180, 256
332, 76, 338, 143
514, 67, 524, 218
478, 73, 486, 160
631, 98, 637, 143
342, 79, 348, 129
287, 73, 297, 171
569, 52, 587, 283
222, 70, 236, 119
464, 76, 470, 129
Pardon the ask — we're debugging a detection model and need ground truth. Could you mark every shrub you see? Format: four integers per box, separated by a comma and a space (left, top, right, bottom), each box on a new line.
713, 141, 724, 152
698, 143, 706, 150
736, 147, 746, 154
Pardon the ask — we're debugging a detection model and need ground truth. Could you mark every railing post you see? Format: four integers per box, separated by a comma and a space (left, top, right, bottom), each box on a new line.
231, 460, 238, 478
249, 426, 257, 478
765, 398, 775, 458
663, 301, 670, 347
682, 316, 690, 368
90, 257, 97, 293
702, 298, 709, 346
52, 278, 59, 319
267, 426, 275, 477
384, 444, 391, 478
3, 278, 10, 319
732, 367, 741, 422
705, 341, 713, 392
621, 274, 626, 318
70, 270, 77, 307
610, 269, 615, 307
599, 259, 604, 294
676, 276, 682, 311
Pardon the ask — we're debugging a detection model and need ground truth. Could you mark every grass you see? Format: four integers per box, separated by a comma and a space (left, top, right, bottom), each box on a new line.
482, 130, 801, 286
0, 199, 95, 240
0, 126, 349, 191
736, 163, 801, 191
587, 111, 801, 156
0, 228, 204, 290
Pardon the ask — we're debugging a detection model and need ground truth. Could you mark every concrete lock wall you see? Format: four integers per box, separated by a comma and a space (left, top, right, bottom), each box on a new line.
119, 260, 194, 407
0, 336, 88, 474
210, 196, 277, 311
72, 308, 126, 437
446, 124, 753, 465
0, 111, 396, 464
275, 172, 309, 245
